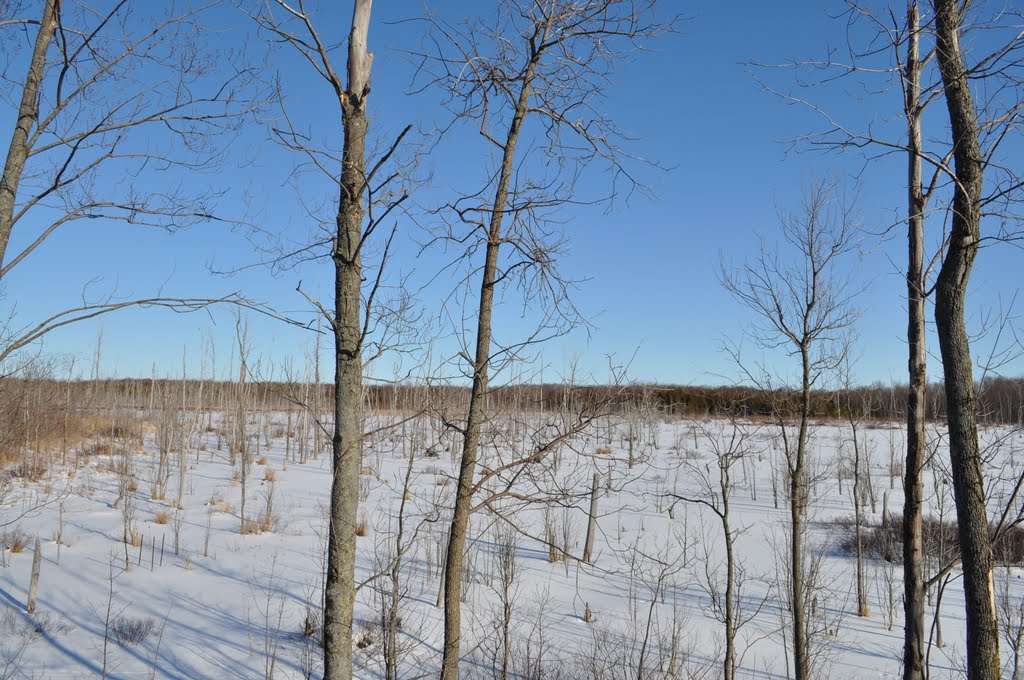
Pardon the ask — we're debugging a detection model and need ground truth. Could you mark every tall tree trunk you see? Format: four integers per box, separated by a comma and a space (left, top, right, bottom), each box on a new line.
0, 0, 58, 271
323, 2, 373, 679
440, 29, 549, 680
791, 347, 811, 680
903, 3, 928, 677
932, 1, 1000, 677
722, 470, 736, 680
852, 419, 869, 617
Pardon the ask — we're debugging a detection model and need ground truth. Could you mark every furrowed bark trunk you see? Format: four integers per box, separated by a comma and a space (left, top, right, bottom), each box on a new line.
0, 0, 58, 271
323, 2, 373, 679
903, 3, 927, 677
439, 28, 549, 680
932, 1, 1000, 677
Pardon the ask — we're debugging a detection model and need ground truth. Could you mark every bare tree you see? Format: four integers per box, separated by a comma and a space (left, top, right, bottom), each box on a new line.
246, 2, 413, 678
669, 413, 765, 680
412, 3, 674, 676
0, 0, 262, 365
722, 178, 860, 680
932, 1, 1001, 676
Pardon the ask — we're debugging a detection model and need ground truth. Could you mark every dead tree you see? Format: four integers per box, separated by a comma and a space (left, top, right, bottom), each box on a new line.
413, 3, 675, 677
722, 178, 860, 680
247, 2, 412, 678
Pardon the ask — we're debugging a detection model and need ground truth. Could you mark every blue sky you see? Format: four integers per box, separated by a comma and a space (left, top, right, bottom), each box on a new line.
2, 0, 1021, 387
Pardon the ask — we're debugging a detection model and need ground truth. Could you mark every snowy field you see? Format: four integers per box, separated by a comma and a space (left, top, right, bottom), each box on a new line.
1, 410, 1022, 679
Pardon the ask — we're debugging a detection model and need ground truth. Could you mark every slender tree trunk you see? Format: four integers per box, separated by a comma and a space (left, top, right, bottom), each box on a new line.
0, 0, 58, 270
852, 420, 869, 617
323, 2, 373, 679
722, 473, 736, 680
903, 4, 928, 677
439, 34, 548, 680
932, 1, 1000, 677
791, 348, 811, 680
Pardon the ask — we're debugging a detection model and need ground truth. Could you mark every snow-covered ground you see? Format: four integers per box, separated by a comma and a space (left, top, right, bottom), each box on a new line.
1, 411, 1022, 679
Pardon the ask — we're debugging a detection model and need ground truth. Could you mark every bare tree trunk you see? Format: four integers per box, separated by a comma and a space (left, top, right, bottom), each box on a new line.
0, 0, 57, 270
26, 537, 41, 614
324, 2, 373, 679
791, 349, 811, 680
722, 469, 737, 680
932, 1, 1000, 677
583, 471, 601, 563
440, 30, 548, 680
851, 419, 869, 617
903, 4, 928, 677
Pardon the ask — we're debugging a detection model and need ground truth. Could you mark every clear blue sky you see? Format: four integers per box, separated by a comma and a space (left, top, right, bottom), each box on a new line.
2, 0, 1021, 387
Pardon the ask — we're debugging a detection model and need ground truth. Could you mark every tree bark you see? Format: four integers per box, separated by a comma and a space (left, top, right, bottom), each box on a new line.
902, 3, 927, 677
583, 471, 601, 563
932, 1, 1001, 677
440, 25, 549, 680
0, 0, 58, 271
791, 347, 811, 680
323, 2, 373, 679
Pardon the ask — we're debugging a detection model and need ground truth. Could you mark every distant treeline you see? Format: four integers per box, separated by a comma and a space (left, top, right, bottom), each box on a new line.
5, 375, 1024, 425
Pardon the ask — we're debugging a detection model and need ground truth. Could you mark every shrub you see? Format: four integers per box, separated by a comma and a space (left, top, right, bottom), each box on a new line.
153, 510, 170, 525
3, 528, 28, 553
111, 615, 156, 646
835, 514, 1024, 566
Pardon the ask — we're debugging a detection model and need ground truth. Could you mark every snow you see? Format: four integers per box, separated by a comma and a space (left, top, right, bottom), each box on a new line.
1, 412, 1022, 679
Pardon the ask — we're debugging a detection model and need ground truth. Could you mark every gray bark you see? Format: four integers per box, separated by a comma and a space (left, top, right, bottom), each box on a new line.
932, 1, 1001, 677
0, 0, 57, 271
439, 20, 550, 680
903, 3, 927, 677
323, 2, 373, 679
791, 349, 811, 680
583, 471, 600, 563
26, 536, 41, 613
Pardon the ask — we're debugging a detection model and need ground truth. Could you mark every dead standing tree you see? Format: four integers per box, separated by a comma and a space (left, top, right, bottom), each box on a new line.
412, 2, 675, 677
247, 2, 413, 678
722, 178, 860, 680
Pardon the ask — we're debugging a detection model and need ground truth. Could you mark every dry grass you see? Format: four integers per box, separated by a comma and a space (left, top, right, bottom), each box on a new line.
129, 530, 142, 548
5, 531, 27, 553
153, 510, 170, 525
256, 456, 267, 465
241, 512, 277, 535
355, 514, 367, 537
595, 446, 612, 455
263, 468, 277, 482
